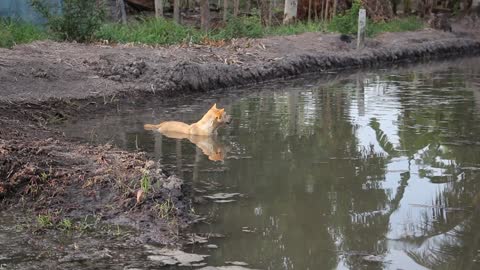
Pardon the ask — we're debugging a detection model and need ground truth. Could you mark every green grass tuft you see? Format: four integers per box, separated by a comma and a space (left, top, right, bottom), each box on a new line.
37, 214, 54, 228
58, 218, 73, 231
211, 16, 264, 40
140, 172, 151, 194
0, 18, 47, 48
95, 18, 202, 45
266, 21, 327, 36
366, 16, 424, 37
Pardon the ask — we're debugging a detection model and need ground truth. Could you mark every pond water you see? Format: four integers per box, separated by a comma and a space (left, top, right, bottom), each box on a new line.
61, 57, 480, 270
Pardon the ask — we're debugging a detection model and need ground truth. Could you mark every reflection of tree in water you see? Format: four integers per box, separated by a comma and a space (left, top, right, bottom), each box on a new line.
238, 61, 480, 269
222, 85, 394, 269
376, 64, 480, 269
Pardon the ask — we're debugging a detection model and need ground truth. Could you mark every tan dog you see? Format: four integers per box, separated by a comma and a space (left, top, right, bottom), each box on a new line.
144, 104, 231, 136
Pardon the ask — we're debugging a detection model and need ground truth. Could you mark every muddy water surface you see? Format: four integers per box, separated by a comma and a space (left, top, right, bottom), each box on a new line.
60, 57, 480, 269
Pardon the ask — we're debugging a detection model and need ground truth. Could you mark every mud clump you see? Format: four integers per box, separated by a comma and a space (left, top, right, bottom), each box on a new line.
94, 59, 147, 82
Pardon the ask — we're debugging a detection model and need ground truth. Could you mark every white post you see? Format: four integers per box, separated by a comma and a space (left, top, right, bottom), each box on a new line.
283, 0, 298, 24
357, 8, 366, 49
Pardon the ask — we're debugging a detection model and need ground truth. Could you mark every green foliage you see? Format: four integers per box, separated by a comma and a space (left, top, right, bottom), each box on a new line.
328, 0, 423, 37
211, 16, 264, 40
2, 0, 423, 48
266, 21, 327, 36
37, 214, 53, 228
328, 0, 363, 34
0, 18, 47, 48
40, 171, 49, 181
95, 18, 201, 45
58, 218, 73, 231
140, 172, 151, 194
30, 0, 105, 42
366, 16, 424, 37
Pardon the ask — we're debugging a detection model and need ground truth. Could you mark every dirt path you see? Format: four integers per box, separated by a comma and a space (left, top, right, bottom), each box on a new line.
1, 26, 480, 246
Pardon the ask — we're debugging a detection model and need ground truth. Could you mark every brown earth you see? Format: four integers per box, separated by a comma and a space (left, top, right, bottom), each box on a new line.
1, 23, 480, 245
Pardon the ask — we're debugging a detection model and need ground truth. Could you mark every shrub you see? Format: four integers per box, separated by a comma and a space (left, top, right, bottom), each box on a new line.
328, 0, 362, 35
328, 0, 424, 37
0, 18, 47, 48
30, 0, 105, 42
211, 16, 264, 40
0, 26, 15, 48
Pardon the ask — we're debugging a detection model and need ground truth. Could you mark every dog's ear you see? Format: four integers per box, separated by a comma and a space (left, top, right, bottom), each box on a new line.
218, 108, 225, 114
211, 103, 218, 110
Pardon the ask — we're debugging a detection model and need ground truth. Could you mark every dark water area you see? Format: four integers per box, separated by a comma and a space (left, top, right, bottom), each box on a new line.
5, 57, 480, 270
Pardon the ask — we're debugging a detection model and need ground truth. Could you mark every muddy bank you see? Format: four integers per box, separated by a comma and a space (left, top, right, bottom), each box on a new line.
0, 114, 193, 245
1, 27, 480, 248
2, 29, 480, 103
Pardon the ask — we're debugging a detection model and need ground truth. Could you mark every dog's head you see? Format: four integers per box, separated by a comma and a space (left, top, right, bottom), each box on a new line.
209, 103, 231, 127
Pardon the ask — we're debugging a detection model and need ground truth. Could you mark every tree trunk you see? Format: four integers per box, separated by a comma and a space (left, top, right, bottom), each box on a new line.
223, 0, 228, 21
319, 0, 324, 20
234, 0, 240, 17
324, 0, 330, 21
154, 0, 163, 17
283, 0, 298, 24
245, 0, 251, 13
404, 0, 412, 14
117, 0, 127, 24
391, 0, 398, 15
260, 0, 271, 26
268, 0, 273, 24
332, 0, 337, 17
308, 0, 312, 21
201, 0, 210, 31
173, 0, 180, 23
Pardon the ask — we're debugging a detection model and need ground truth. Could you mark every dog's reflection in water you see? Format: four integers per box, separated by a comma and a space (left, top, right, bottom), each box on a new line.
160, 131, 227, 161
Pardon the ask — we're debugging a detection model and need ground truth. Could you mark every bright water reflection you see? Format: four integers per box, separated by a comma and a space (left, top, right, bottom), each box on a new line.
63, 57, 480, 270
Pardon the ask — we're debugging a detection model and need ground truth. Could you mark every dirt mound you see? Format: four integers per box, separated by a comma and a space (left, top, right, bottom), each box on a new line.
0, 110, 193, 244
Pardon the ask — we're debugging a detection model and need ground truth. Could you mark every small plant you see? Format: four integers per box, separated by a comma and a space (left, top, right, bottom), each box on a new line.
30, 0, 105, 42
39, 171, 49, 182
140, 172, 151, 195
37, 214, 53, 228
58, 218, 73, 230
154, 198, 175, 219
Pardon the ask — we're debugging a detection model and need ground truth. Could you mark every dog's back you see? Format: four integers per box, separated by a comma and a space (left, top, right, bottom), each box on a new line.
144, 104, 230, 136
144, 121, 191, 134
